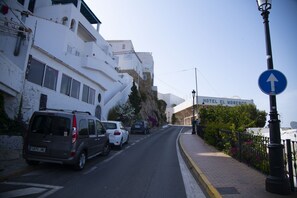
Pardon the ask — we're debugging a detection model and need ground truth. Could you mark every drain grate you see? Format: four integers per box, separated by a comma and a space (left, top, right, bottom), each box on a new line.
216, 187, 240, 195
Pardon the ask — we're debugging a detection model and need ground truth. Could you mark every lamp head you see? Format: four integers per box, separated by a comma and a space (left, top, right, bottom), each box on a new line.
192, 90, 196, 97
257, 0, 271, 12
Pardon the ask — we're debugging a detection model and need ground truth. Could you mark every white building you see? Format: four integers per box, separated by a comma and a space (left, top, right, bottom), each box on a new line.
108, 40, 144, 82
158, 93, 185, 123
0, 0, 133, 122
136, 52, 154, 81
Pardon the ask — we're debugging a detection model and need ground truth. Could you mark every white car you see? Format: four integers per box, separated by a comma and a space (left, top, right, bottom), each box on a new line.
102, 121, 129, 149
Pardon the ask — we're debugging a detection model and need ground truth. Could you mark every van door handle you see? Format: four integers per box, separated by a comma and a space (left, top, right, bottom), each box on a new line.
43, 140, 51, 143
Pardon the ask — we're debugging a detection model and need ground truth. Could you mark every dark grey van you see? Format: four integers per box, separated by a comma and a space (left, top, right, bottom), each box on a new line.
23, 109, 110, 170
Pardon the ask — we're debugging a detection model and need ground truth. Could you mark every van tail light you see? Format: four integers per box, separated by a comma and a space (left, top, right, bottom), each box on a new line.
114, 130, 121, 135
72, 115, 78, 143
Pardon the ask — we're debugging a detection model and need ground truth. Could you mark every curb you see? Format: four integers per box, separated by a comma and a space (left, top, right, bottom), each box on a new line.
178, 134, 222, 198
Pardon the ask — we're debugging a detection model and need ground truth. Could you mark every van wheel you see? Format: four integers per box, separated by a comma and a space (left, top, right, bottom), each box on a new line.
75, 151, 86, 170
26, 160, 39, 166
102, 142, 110, 156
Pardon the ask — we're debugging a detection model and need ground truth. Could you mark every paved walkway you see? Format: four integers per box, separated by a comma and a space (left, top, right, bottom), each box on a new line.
179, 130, 297, 198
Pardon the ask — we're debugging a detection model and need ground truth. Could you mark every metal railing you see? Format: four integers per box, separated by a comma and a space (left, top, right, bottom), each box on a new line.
215, 129, 297, 191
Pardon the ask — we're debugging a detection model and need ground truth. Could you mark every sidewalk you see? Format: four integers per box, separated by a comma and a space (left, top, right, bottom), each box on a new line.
179, 130, 297, 198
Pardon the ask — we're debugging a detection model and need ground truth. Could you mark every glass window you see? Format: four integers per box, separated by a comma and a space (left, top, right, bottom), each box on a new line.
17, 0, 25, 5
44, 66, 58, 90
26, 58, 45, 86
88, 87, 95, 105
60, 74, 71, 96
88, 119, 95, 135
82, 85, 95, 104
30, 115, 70, 136
71, 79, 80, 99
82, 85, 89, 103
51, 117, 70, 136
79, 119, 88, 136
96, 120, 104, 135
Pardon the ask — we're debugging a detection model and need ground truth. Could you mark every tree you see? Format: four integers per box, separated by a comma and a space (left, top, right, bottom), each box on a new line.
128, 81, 142, 115
108, 102, 135, 125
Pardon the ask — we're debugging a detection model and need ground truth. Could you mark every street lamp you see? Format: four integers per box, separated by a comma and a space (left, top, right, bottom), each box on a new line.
192, 90, 196, 134
256, 0, 290, 195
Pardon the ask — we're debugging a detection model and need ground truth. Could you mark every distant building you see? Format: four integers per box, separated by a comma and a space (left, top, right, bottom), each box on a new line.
108, 40, 155, 94
172, 96, 254, 125
158, 93, 185, 123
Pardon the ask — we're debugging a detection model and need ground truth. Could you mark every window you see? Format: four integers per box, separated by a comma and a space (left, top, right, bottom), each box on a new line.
88, 119, 95, 135
26, 57, 58, 91
96, 120, 104, 135
71, 79, 80, 99
89, 88, 95, 104
82, 85, 95, 104
60, 74, 81, 99
31, 115, 70, 136
44, 66, 58, 90
28, 0, 36, 13
60, 74, 71, 96
17, 0, 25, 5
79, 119, 88, 136
26, 58, 45, 86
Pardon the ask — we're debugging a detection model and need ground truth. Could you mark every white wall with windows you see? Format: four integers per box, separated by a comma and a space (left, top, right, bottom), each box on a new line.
22, 47, 106, 121
1, 0, 134, 122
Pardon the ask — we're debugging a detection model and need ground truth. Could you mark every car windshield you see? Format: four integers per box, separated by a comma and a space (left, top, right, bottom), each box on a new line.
103, 122, 117, 130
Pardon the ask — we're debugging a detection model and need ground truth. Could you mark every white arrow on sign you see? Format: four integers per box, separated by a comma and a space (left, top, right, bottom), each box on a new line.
267, 73, 278, 92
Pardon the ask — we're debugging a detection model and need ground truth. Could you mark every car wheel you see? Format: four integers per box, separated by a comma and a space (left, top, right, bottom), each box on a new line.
102, 142, 110, 156
75, 151, 86, 170
26, 160, 40, 166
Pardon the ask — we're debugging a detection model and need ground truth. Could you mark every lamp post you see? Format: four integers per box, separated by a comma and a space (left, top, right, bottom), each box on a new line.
192, 90, 196, 134
256, 0, 290, 195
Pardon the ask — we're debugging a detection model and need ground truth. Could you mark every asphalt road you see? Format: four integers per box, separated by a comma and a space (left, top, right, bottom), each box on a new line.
0, 126, 205, 198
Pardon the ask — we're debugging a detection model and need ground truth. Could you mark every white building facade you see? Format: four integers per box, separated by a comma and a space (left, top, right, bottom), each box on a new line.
0, 0, 133, 122
158, 93, 185, 123
108, 40, 144, 81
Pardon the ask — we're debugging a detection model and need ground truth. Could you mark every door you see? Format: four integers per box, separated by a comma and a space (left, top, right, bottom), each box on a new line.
96, 120, 107, 151
27, 114, 71, 159
87, 119, 99, 157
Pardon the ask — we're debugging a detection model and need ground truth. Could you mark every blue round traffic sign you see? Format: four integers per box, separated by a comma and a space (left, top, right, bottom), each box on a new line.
258, 69, 287, 95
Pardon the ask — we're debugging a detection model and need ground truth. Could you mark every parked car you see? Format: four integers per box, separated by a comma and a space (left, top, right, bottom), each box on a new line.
23, 109, 110, 170
130, 120, 150, 134
101, 121, 129, 149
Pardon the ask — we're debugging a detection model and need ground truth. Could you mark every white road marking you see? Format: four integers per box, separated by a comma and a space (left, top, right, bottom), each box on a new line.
83, 166, 97, 175
176, 129, 206, 198
2, 182, 63, 198
0, 187, 47, 198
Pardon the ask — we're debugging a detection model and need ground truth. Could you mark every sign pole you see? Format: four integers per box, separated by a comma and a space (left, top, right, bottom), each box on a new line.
260, 10, 290, 195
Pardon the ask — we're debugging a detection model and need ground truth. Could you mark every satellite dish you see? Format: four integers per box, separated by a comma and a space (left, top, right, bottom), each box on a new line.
290, 121, 297, 129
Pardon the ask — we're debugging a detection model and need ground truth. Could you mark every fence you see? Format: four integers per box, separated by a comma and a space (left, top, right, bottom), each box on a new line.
217, 130, 297, 191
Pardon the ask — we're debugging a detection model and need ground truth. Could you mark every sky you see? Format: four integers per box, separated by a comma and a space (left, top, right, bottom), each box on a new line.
84, 0, 297, 128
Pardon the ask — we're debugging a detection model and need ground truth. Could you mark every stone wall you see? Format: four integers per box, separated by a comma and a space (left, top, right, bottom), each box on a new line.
0, 135, 23, 160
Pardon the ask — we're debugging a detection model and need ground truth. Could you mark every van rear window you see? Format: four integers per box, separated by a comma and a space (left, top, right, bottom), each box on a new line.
31, 115, 70, 136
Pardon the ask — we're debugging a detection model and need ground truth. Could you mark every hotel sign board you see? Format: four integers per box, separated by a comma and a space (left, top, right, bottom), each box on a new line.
199, 96, 254, 107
